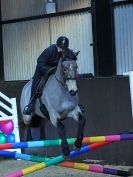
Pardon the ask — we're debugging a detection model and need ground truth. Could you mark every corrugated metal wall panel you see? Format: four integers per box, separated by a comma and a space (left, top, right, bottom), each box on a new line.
114, 4, 133, 74
50, 12, 94, 74
2, 19, 50, 80
1, 0, 45, 20
1, 0, 91, 21
57, 0, 91, 12
2, 12, 93, 80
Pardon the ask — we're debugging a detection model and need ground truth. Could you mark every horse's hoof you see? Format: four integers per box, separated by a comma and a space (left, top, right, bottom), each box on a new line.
61, 142, 70, 157
72, 144, 81, 151
62, 149, 70, 157
62, 154, 70, 160
74, 140, 82, 149
72, 144, 77, 150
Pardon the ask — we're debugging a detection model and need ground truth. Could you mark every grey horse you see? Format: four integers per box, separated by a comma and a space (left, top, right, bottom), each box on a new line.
20, 52, 86, 156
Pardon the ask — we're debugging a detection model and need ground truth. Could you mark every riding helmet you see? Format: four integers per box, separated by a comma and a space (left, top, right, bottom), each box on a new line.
56, 36, 69, 49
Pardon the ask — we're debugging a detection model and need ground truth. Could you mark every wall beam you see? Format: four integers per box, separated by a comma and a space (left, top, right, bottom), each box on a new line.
0, 1, 4, 80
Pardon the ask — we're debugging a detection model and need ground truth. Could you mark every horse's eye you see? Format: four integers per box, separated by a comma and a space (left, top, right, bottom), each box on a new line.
63, 68, 67, 72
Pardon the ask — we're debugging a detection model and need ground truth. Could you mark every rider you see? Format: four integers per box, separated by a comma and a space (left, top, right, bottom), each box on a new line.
23, 36, 74, 116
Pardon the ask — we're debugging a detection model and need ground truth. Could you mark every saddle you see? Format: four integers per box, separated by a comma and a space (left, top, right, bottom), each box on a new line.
33, 67, 56, 119
36, 67, 56, 96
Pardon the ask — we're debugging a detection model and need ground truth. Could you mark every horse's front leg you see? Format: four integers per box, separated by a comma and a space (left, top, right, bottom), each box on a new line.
57, 121, 70, 157
74, 112, 86, 148
39, 118, 47, 140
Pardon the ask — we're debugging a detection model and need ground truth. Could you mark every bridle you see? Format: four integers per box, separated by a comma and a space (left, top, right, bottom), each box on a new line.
55, 57, 77, 89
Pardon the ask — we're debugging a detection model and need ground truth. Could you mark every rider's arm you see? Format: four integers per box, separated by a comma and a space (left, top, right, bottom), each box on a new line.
36, 48, 52, 74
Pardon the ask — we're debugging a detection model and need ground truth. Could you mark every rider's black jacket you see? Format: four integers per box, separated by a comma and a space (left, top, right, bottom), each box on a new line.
36, 44, 74, 74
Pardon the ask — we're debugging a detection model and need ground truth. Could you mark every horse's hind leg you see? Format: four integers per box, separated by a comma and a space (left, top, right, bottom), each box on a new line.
30, 115, 46, 140
26, 124, 33, 141
22, 116, 33, 141
57, 121, 70, 157
74, 113, 86, 148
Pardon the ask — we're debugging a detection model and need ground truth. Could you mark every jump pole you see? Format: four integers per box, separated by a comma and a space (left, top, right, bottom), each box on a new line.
3, 151, 131, 176
3, 142, 119, 177
59, 161, 131, 176
0, 142, 110, 160
1, 133, 133, 150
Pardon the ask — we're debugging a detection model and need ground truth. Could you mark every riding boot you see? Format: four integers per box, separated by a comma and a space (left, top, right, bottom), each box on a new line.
23, 70, 42, 116
23, 67, 54, 116
23, 96, 37, 115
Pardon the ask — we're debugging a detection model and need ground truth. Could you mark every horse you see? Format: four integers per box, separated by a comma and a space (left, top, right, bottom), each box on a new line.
20, 52, 86, 157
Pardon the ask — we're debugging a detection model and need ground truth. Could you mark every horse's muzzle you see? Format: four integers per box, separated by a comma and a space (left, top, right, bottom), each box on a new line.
69, 90, 78, 96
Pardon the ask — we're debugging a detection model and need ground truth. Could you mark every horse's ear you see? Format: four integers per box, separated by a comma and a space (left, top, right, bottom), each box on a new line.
73, 51, 80, 57
72, 51, 80, 60
75, 51, 80, 56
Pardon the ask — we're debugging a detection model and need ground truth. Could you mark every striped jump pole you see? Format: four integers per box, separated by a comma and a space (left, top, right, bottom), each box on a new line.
0, 133, 133, 150
3, 141, 131, 177
1, 150, 131, 177
0, 142, 110, 160
60, 161, 131, 176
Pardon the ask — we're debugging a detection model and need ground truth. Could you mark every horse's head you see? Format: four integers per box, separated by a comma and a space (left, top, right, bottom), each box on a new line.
59, 51, 80, 96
